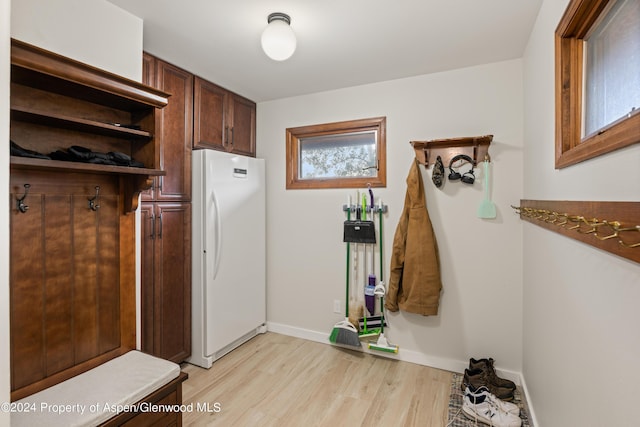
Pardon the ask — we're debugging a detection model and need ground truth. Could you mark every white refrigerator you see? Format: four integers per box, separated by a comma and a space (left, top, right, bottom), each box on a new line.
188, 149, 266, 369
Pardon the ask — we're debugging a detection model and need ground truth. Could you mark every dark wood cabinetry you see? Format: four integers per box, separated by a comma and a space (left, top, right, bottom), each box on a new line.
140, 202, 191, 363
141, 53, 192, 363
9, 39, 168, 400
142, 53, 193, 202
193, 75, 256, 156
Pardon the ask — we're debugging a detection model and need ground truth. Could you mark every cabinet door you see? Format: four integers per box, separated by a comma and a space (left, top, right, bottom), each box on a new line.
229, 94, 256, 157
140, 203, 155, 354
155, 60, 193, 202
141, 53, 158, 202
144, 202, 192, 363
193, 76, 228, 151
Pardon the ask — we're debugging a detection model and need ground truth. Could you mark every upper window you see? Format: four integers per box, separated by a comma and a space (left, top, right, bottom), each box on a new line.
555, 0, 640, 168
286, 117, 386, 189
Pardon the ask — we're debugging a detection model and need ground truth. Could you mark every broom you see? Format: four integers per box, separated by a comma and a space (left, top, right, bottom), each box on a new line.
369, 198, 399, 354
330, 198, 361, 348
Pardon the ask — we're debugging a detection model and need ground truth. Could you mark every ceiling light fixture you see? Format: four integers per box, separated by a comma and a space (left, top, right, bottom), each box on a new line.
261, 12, 296, 61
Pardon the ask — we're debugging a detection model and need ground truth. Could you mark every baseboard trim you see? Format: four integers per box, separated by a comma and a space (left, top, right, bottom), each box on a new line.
266, 321, 522, 381
519, 372, 539, 426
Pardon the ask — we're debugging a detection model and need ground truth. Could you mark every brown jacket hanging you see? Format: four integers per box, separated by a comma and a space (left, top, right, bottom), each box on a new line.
385, 159, 442, 316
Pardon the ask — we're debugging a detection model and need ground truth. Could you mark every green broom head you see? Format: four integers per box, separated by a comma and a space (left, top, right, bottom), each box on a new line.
368, 333, 398, 354
329, 320, 361, 348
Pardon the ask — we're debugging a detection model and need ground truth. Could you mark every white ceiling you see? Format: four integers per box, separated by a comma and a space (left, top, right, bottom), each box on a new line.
107, 0, 542, 102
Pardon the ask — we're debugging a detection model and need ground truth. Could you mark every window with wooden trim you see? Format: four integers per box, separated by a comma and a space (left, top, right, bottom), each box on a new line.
285, 117, 386, 189
555, 0, 640, 168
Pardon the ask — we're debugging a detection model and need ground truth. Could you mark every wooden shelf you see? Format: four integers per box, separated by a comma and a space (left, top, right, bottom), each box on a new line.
11, 39, 169, 111
410, 135, 493, 168
10, 156, 165, 177
11, 106, 153, 140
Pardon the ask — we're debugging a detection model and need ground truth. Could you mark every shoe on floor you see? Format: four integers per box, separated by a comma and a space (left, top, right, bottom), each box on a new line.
465, 385, 520, 416
462, 368, 514, 401
462, 392, 522, 427
470, 357, 517, 390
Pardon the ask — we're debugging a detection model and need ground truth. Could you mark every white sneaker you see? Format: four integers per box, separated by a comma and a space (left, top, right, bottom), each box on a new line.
462, 392, 522, 427
465, 385, 520, 416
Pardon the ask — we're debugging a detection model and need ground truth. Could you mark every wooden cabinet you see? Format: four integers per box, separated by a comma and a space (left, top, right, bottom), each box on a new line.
140, 202, 191, 363
142, 53, 193, 202
9, 39, 169, 400
141, 53, 192, 363
193, 77, 256, 156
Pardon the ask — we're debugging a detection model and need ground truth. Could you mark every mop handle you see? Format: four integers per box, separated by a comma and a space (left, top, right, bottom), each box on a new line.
378, 200, 384, 334
378, 200, 383, 280
345, 197, 351, 317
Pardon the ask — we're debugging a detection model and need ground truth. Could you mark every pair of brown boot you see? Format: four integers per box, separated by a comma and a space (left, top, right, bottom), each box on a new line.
461, 358, 516, 401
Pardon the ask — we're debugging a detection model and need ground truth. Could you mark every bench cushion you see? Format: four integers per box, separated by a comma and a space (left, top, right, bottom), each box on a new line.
11, 351, 181, 427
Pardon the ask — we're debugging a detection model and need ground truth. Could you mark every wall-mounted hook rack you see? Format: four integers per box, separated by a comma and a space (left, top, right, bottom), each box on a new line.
512, 200, 640, 264
88, 186, 100, 211
16, 183, 30, 213
410, 135, 493, 168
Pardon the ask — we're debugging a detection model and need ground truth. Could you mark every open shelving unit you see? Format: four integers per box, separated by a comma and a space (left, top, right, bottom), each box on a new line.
410, 135, 493, 168
10, 38, 169, 211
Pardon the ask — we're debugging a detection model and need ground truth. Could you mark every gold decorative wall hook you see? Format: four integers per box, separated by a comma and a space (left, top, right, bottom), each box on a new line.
16, 184, 30, 213
512, 200, 640, 264
619, 226, 640, 248
593, 221, 621, 241
88, 186, 100, 211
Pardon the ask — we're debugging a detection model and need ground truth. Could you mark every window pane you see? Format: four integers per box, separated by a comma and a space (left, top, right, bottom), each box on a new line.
584, 0, 640, 136
299, 131, 377, 179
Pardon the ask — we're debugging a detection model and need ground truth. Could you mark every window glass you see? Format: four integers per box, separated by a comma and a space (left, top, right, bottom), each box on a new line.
299, 131, 377, 180
584, 0, 640, 136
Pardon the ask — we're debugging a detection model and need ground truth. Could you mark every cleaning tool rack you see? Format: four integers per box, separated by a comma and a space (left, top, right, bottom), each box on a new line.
339, 196, 398, 354
512, 200, 640, 264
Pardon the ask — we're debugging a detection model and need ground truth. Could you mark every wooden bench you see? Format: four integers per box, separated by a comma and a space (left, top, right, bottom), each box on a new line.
11, 351, 187, 427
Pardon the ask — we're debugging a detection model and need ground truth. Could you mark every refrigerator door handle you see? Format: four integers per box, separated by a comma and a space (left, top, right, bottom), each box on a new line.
211, 188, 222, 280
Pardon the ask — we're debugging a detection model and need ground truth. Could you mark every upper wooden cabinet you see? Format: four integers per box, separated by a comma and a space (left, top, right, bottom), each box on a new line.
10, 39, 169, 212
193, 76, 256, 156
142, 54, 193, 202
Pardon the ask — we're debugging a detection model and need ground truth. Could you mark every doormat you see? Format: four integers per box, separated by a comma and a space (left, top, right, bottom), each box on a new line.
447, 373, 532, 426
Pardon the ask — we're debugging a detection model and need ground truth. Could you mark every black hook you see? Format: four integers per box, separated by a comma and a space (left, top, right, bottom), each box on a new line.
16, 184, 30, 213
88, 186, 100, 211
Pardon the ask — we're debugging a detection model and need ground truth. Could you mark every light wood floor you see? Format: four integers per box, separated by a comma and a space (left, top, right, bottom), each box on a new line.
180, 332, 453, 426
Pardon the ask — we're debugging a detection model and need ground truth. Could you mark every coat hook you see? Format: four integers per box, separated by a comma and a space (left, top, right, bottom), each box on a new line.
88, 186, 100, 211
16, 184, 30, 213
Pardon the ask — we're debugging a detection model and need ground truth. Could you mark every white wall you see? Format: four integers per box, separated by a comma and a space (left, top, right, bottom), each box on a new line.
258, 59, 525, 375
1, 0, 12, 424
523, 1, 640, 426
11, 0, 142, 81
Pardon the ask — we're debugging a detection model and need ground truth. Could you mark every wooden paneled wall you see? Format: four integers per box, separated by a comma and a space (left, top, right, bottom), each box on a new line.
9, 170, 135, 400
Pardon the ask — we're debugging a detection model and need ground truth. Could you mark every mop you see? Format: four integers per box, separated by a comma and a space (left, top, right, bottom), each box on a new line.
330, 197, 361, 348
359, 192, 380, 340
368, 198, 399, 354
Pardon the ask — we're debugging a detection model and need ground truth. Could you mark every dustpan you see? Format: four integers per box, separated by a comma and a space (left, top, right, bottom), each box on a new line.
343, 220, 376, 244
